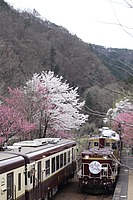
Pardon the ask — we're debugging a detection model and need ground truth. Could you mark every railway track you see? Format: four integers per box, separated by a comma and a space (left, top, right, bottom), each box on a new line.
51, 178, 113, 200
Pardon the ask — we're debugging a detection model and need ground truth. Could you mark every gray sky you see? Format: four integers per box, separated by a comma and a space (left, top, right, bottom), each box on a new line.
6, 0, 133, 49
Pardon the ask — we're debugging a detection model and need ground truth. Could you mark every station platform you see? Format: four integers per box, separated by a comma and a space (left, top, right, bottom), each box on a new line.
112, 149, 133, 200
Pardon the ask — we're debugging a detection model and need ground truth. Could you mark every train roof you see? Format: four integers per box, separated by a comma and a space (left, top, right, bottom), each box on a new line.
89, 128, 120, 141
0, 151, 24, 161
100, 129, 120, 141
0, 152, 25, 174
82, 148, 113, 156
0, 138, 76, 173
0, 138, 76, 163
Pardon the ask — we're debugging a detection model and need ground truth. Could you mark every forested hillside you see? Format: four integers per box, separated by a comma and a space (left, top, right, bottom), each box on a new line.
91, 44, 133, 80
0, 1, 116, 92
0, 0, 132, 128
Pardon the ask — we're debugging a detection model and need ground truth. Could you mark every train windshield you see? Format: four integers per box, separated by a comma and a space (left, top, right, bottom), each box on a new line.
105, 142, 111, 148
88, 141, 92, 149
112, 142, 117, 150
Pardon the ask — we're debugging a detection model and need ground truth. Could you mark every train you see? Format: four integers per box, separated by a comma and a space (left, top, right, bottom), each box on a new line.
78, 127, 121, 193
0, 137, 77, 200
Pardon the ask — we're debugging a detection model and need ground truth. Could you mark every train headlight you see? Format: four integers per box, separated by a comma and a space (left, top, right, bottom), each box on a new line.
103, 156, 108, 159
102, 167, 108, 172
112, 162, 118, 167
85, 155, 89, 159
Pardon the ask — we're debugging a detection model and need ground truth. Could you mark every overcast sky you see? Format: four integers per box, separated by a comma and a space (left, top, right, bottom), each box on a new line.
5, 0, 133, 49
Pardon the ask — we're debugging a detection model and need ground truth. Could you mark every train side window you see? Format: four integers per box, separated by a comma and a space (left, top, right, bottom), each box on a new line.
18, 173, 21, 191
60, 154, 63, 168
46, 160, 50, 177
72, 148, 75, 160
52, 157, 55, 173
68, 151, 70, 163
56, 155, 59, 170
64, 152, 66, 165
38, 161, 41, 181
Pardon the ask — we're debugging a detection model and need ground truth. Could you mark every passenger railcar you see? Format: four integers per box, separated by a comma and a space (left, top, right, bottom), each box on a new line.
0, 138, 76, 200
78, 128, 121, 193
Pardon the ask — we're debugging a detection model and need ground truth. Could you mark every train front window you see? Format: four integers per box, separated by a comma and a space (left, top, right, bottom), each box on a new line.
112, 142, 117, 150
106, 142, 110, 147
88, 141, 92, 149
46, 160, 50, 177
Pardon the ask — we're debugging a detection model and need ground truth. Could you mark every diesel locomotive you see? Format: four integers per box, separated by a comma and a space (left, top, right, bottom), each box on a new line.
78, 127, 121, 193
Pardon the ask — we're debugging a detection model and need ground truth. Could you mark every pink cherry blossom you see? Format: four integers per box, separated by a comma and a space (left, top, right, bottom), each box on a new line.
112, 112, 133, 145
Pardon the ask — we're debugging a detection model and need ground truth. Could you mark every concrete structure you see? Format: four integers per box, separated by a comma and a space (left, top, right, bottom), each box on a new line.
113, 149, 133, 200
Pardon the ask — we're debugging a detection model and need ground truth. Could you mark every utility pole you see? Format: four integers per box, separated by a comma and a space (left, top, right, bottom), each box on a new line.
118, 122, 122, 155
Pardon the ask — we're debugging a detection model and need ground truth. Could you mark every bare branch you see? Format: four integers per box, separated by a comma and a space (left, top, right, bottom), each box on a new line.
102, 58, 133, 77
97, 20, 133, 30
107, 0, 133, 8
71, 61, 133, 97
109, 0, 133, 37
84, 105, 106, 116
118, 59, 133, 72
124, 0, 133, 8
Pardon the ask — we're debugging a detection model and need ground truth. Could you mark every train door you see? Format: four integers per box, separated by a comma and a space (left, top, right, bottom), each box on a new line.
37, 161, 41, 199
32, 162, 41, 200
7, 172, 14, 200
32, 163, 36, 200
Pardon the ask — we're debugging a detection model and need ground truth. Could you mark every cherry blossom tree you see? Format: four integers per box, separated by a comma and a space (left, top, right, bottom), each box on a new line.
103, 97, 133, 145
5, 87, 39, 123
23, 71, 88, 138
111, 112, 133, 145
0, 103, 35, 146
3, 71, 88, 139
104, 97, 133, 121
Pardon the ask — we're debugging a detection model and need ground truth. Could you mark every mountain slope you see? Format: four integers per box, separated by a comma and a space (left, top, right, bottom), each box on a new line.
2, 0, 131, 129
91, 44, 133, 80
0, 1, 116, 96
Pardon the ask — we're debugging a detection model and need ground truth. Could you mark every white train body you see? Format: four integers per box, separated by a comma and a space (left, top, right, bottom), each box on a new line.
0, 138, 76, 200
